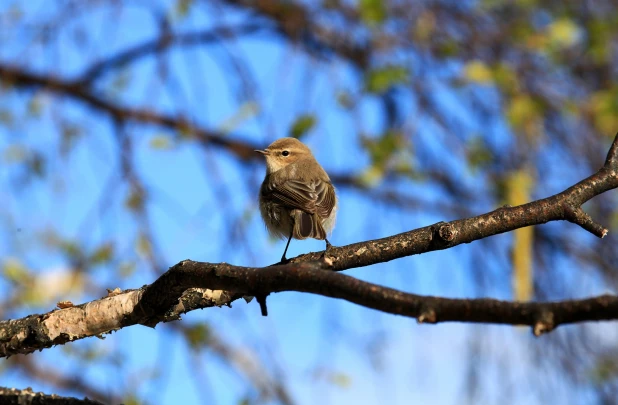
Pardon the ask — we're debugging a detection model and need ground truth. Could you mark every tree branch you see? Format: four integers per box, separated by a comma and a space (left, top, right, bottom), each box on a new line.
0, 63, 424, 208
1, 133, 618, 357
0, 386, 103, 405
2, 257, 618, 358
223, 0, 369, 68
0, 64, 259, 160
81, 24, 265, 83
291, 133, 618, 269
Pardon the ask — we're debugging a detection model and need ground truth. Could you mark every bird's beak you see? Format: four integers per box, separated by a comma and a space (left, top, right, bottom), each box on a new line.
254, 149, 270, 156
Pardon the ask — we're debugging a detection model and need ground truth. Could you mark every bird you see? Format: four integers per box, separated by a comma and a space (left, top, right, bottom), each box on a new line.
255, 137, 337, 263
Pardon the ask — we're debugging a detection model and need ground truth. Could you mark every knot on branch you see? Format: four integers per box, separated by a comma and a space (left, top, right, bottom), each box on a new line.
532, 311, 555, 337
417, 308, 437, 324
438, 223, 457, 242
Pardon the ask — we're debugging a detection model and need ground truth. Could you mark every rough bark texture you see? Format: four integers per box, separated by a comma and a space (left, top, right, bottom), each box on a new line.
0, 387, 103, 405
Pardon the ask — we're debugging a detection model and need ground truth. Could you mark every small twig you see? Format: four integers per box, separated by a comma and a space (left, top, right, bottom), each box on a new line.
562, 205, 607, 238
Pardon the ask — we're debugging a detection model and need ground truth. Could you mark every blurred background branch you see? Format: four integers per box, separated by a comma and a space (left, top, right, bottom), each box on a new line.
1, 0, 618, 404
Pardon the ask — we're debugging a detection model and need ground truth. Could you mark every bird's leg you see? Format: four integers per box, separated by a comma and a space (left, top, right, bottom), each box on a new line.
320, 238, 333, 260
280, 231, 293, 264
261, 227, 293, 316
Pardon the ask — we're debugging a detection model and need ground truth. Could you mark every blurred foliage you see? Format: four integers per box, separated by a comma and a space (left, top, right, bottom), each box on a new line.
507, 169, 535, 302
289, 114, 316, 138
185, 323, 212, 349
364, 66, 409, 94
1, 0, 618, 404
359, 0, 386, 26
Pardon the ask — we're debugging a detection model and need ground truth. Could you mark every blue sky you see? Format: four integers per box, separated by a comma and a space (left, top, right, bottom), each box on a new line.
0, 1, 614, 404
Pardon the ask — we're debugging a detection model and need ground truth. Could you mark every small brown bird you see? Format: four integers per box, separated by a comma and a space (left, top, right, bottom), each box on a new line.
256, 137, 337, 263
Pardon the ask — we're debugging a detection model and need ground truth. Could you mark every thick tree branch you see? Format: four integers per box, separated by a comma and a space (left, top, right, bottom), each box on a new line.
1, 134, 617, 358
2, 259, 618, 358
136, 260, 618, 337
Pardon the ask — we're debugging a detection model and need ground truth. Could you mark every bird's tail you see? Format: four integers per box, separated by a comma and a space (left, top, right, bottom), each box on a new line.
292, 210, 326, 240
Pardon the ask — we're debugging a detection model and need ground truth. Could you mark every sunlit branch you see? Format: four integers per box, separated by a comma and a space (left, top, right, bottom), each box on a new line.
292, 133, 618, 269
1, 134, 617, 357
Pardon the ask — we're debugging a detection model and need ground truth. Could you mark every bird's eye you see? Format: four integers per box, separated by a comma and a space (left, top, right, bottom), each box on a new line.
282, 150, 290, 157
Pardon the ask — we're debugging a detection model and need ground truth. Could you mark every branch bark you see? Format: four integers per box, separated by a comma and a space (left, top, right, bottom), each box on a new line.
1, 134, 617, 358
0, 387, 103, 405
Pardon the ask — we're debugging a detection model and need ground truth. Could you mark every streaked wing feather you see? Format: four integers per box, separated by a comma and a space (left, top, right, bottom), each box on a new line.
266, 179, 317, 213
266, 176, 335, 221
315, 181, 336, 219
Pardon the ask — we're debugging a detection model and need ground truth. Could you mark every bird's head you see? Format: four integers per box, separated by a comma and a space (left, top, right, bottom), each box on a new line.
255, 137, 313, 173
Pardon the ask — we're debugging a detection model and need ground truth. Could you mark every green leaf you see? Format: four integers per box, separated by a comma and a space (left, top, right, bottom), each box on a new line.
493, 63, 518, 95
362, 131, 403, 167
589, 358, 618, 383
135, 234, 152, 258
359, 132, 410, 186
0, 109, 14, 126
463, 60, 493, 84
149, 134, 173, 150
2, 257, 29, 283
588, 19, 611, 63
358, 165, 384, 187
2, 145, 27, 163
359, 0, 386, 26
60, 122, 82, 156
218, 101, 259, 134
506, 169, 535, 302
27, 94, 44, 117
28, 152, 46, 177
61, 240, 83, 262
365, 66, 408, 94
119, 261, 137, 278
547, 18, 579, 48
122, 395, 141, 405
125, 188, 146, 212
289, 114, 316, 138
175, 0, 193, 18
90, 243, 114, 265
588, 88, 618, 135
506, 94, 543, 138
466, 136, 493, 170
330, 372, 352, 388
336, 91, 355, 109
185, 323, 212, 348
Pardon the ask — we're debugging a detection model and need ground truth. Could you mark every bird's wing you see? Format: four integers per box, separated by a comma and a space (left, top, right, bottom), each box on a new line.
264, 179, 319, 213
314, 180, 336, 219
265, 177, 336, 218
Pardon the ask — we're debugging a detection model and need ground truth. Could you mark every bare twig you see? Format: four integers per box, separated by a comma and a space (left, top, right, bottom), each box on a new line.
81, 24, 265, 82
9, 356, 113, 404
0, 64, 258, 160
